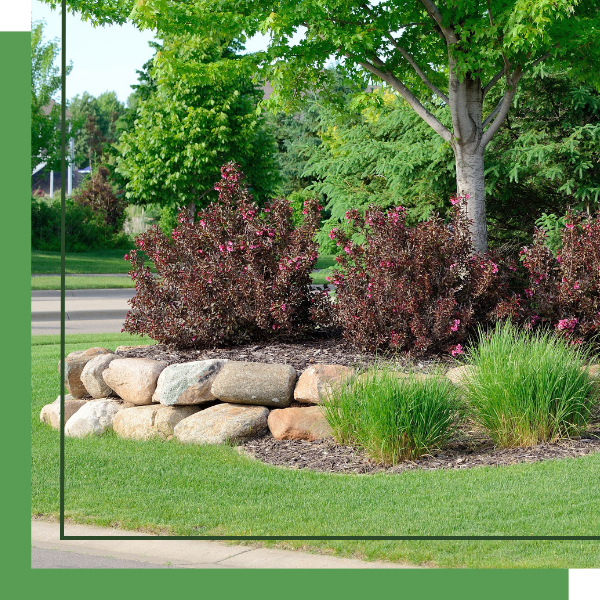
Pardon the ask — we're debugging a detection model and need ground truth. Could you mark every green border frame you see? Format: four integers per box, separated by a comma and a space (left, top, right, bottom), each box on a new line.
8, 5, 579, 595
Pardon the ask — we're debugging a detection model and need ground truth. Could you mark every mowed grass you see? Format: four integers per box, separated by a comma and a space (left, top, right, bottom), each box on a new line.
31, 333, 600, 568
32, 276, 136, 290
31, 250, 335, 287
31, 249, 153, 274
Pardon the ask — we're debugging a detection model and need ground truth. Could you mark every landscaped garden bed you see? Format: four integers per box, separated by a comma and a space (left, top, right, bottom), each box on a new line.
242, 433, 600, 475
42, 330, 600, 472
31, 333, 600, 567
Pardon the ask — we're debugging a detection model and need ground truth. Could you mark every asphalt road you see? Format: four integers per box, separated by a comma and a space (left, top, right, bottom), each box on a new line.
30, 286, 331, 336
31, 289, 133, 336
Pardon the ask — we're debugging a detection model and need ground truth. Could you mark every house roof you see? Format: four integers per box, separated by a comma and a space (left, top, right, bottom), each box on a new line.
41, 99, 72, 119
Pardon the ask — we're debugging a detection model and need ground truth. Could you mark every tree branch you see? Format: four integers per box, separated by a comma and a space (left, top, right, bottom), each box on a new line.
482, 98, 502, 128
481, 66, 523, 147
528, 50, 553, 69
419, 0, 458, 44
482, 68, 504, 97
384, 32, 449, 104
355, 55, 453, 142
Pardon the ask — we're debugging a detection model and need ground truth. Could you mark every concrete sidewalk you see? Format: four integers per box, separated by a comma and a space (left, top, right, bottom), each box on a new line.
32, 520, 413, 569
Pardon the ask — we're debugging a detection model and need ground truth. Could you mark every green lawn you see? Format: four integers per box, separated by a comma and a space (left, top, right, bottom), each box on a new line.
31, 333, 600, 568
315, 254, 337, 270
32, 276, 136, 290
31, 249, 150, 275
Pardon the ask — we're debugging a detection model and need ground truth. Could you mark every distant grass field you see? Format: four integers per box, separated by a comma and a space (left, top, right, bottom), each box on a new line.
31, 276, 136, 290
31, 251, 338, 289
31, 333, 600, 568
31, 249, 150, 275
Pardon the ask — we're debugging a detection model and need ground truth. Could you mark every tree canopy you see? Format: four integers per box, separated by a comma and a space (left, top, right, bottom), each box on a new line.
294, 68, 599, 250
45, 0, 600, 251
69, 91, 127, 170
114, 34, 280, 213
31, 20, 71, 172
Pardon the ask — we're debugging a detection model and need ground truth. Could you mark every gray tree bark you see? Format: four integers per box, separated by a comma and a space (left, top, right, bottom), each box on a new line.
448, 65, 488, 252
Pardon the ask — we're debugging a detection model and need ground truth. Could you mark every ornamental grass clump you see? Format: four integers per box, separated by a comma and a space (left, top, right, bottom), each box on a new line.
123, 163, 333, 347
462, 321, 598, 448
321, 368, 463, 465
329, 199, 513, 354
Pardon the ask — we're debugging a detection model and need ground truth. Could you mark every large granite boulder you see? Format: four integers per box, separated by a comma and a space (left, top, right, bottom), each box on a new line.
58, 347, 112, 398
294, 364, 353, 404
174, 404, 269, 445
39, 395, 88, 430
268, 406, 332, 441
155, 406, 204, 439
102, 358, 168, 405
80, 353, 119, 398
115, 344, 151, 352
64, 398, 123, 438
113, 404, 199, 441
210, 362, 296, 408
153, 360, 227, 405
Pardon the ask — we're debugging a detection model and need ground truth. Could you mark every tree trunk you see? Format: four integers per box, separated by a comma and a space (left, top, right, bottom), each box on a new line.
454, 144, 487, 253
448, 63, 488, 252
187, 200, 196, 223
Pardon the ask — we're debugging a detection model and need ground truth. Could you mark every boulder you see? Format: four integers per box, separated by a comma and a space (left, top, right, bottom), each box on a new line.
587, 364, 599, 379
80, 353, 119, 398
268, 406, 332, 441
211, 362, 296, 408
115, 344, 151, 352
155, 406, 202, 439
64, 398, 123, 438
39, 395, 88, 430
294, 364, 353, 404
153, 360, 227, 405
102, 358, 168, 405
58, 347, 112, 398
174, 403, 269, 445
446, 365, 478, 386
113, 404, 199, 441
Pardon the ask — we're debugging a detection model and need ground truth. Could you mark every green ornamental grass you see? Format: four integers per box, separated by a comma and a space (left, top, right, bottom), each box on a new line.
322, 368, 463, 465
462, 322, 598, 448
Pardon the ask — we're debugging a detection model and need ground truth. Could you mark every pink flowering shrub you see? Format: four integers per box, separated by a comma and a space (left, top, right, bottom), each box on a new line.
517, 210, 600, 343
123, 163, 332, 347
329, 201, 512, 353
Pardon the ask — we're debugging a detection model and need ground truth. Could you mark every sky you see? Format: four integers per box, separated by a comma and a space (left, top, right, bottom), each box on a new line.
31, 0, 296, 105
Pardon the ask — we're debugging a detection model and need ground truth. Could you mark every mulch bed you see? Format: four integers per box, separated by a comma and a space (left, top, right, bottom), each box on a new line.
115, 335, 454, 374
117, 337, 600, 474
241, 429, 600, 475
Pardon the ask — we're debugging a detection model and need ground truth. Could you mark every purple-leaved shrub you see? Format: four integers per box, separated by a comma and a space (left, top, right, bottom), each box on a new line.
515, 210, 600, 344
328, 199, 513, 354
123, 163, 332, 347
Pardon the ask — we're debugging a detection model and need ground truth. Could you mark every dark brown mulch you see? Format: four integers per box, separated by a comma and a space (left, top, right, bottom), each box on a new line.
241, 429, 600, 475
116, 336, 455, 374
117, 337, 600, 474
